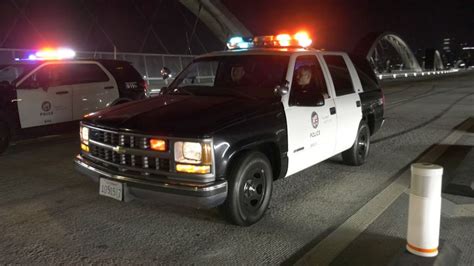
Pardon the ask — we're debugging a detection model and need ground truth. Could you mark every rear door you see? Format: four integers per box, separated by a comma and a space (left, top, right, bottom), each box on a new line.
70, 62, 118, 120
320, 53, 363, 153
16, 63, 73, 128
284, 54, 338, 176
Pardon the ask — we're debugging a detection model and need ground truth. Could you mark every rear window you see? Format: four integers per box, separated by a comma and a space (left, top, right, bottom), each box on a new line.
350, 55, 379, 91
69, 64, 109, 83
100, 61, 142, 82
323, 55, 355, 96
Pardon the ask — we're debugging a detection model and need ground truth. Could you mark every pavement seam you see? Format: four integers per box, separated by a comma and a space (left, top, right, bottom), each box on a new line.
295, 118, 474, 266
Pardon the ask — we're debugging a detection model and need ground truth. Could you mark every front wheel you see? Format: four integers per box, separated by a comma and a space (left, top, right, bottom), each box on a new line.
220, 151, 273, 226
342, 121, 370, 166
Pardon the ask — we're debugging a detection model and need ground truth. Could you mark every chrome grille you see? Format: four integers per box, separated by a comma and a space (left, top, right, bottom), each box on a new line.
87, 127, 170, 174
90, 129, 149, 149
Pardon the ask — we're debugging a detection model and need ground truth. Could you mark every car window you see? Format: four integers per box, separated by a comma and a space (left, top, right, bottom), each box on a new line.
324, 55, 355, 96
69, 64, 109, 84
289, 55, 329, 106
100, 61, 142, 82
356, 67, 378, 91
350, 56, 379, 91
22, 64, 71, 88
168, 55, 289, 99
179, 60, 218, 87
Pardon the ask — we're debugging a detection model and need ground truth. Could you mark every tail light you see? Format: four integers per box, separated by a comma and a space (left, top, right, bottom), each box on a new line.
139, 80, 149, 96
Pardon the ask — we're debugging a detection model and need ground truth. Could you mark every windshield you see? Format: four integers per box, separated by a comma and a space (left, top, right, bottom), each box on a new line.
0, 64, 36, 83
167, 55, 290, 99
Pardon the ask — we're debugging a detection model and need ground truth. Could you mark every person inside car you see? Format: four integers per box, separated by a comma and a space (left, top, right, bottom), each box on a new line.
231, 65, 247, 85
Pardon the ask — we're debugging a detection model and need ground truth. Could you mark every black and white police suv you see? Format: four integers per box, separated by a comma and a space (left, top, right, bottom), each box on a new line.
0, 49, 147, 153
75, 33, 385, 226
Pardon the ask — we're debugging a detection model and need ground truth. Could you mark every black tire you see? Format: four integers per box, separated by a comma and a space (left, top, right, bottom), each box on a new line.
0, 121, 10, 154
220, 151, 273, 226
342, 121, 370, 166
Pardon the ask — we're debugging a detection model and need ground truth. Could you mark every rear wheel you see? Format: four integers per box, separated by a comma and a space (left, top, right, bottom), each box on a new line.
220, 151, 273, 226
342, 121, 370, 166
0, 121, 10, 154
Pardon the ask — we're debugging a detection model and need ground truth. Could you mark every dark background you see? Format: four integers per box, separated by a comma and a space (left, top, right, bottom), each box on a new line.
223, 0, 473, 52
0, 0, 472, 54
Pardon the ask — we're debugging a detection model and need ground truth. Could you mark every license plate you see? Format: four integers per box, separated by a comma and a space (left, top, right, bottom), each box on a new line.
99, 178, 123, 201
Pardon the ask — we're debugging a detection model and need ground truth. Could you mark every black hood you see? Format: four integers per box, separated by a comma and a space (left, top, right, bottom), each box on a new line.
84, 95, 280, 138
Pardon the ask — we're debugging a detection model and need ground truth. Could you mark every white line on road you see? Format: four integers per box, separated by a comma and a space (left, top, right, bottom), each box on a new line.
296, 118, 474, 266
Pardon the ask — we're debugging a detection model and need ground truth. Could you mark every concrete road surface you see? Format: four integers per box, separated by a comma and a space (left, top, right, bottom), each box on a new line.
1, 71, 473, 264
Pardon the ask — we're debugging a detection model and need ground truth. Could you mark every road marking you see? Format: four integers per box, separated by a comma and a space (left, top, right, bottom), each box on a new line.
296, 118, 474, 266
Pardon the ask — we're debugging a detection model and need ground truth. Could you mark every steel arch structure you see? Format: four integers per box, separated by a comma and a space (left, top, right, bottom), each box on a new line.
354, 32, 422, 73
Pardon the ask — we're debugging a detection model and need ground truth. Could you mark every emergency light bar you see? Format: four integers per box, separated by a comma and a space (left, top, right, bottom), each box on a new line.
227, 31, 313, 50
25, 48, 76, 60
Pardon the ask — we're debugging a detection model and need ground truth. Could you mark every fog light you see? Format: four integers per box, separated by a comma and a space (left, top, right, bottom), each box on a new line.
176, 164, 210, 174
81, 143, 90, 152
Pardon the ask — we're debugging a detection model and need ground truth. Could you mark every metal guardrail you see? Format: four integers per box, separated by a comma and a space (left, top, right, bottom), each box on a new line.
0, 48, 195, 91
2, 48, 469, 93
376, 69, 464, 81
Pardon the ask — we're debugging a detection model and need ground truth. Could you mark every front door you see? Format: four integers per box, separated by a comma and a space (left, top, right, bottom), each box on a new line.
16, 63, 73, 128
285, 54, 338, 176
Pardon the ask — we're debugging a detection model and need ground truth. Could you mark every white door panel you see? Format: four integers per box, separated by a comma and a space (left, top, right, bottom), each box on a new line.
333, 94, 361, 152
17, 85, 73, 128
284, 53, 338, 177
285, 100, 337, 176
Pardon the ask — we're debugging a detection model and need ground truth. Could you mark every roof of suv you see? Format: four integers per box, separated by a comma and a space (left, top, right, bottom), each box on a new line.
198, 47, 323, 58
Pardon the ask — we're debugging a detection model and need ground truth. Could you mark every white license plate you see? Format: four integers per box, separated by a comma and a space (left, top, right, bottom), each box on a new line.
99, 178, 123, 201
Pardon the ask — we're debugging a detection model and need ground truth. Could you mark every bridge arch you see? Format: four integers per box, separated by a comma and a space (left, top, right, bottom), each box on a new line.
354, 32, 422, 73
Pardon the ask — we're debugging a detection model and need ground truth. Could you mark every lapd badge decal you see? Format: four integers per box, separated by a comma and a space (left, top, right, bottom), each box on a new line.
40, 101, 53, 117
311, 111, 319, 129
42, 101, 51, 112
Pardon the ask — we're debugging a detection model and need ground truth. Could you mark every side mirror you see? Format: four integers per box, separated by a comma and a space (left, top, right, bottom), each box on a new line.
161, 67, 171, 80
315, 92, 325, 106
273, 81, 289, 96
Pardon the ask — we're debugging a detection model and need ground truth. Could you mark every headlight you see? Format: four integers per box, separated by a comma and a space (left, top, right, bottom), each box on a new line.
174, 141, 212, 165
80, 126, 89, 145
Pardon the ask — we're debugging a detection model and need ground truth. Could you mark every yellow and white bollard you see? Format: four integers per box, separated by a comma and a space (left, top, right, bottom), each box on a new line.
406, 163, 443, 257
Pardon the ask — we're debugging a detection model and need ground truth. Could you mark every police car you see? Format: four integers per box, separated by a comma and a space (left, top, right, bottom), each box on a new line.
75, 32, 385, 226
0, 48, 147, 153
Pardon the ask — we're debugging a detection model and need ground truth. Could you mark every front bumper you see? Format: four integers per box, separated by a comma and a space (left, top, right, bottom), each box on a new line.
74, 155, 227, 208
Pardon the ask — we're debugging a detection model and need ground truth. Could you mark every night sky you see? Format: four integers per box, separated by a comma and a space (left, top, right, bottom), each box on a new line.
223, 0, 473, 52
0, 0, 472, 54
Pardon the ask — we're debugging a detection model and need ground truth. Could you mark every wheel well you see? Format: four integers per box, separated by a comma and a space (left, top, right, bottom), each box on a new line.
227, 142, 281, 181
363, 113, 375, 135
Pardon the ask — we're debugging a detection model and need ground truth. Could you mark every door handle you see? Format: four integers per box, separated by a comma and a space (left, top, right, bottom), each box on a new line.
104, 86, 114, 90
56, 91, 69, 95
330, 107, 336, 115
356, 100, 361, 107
